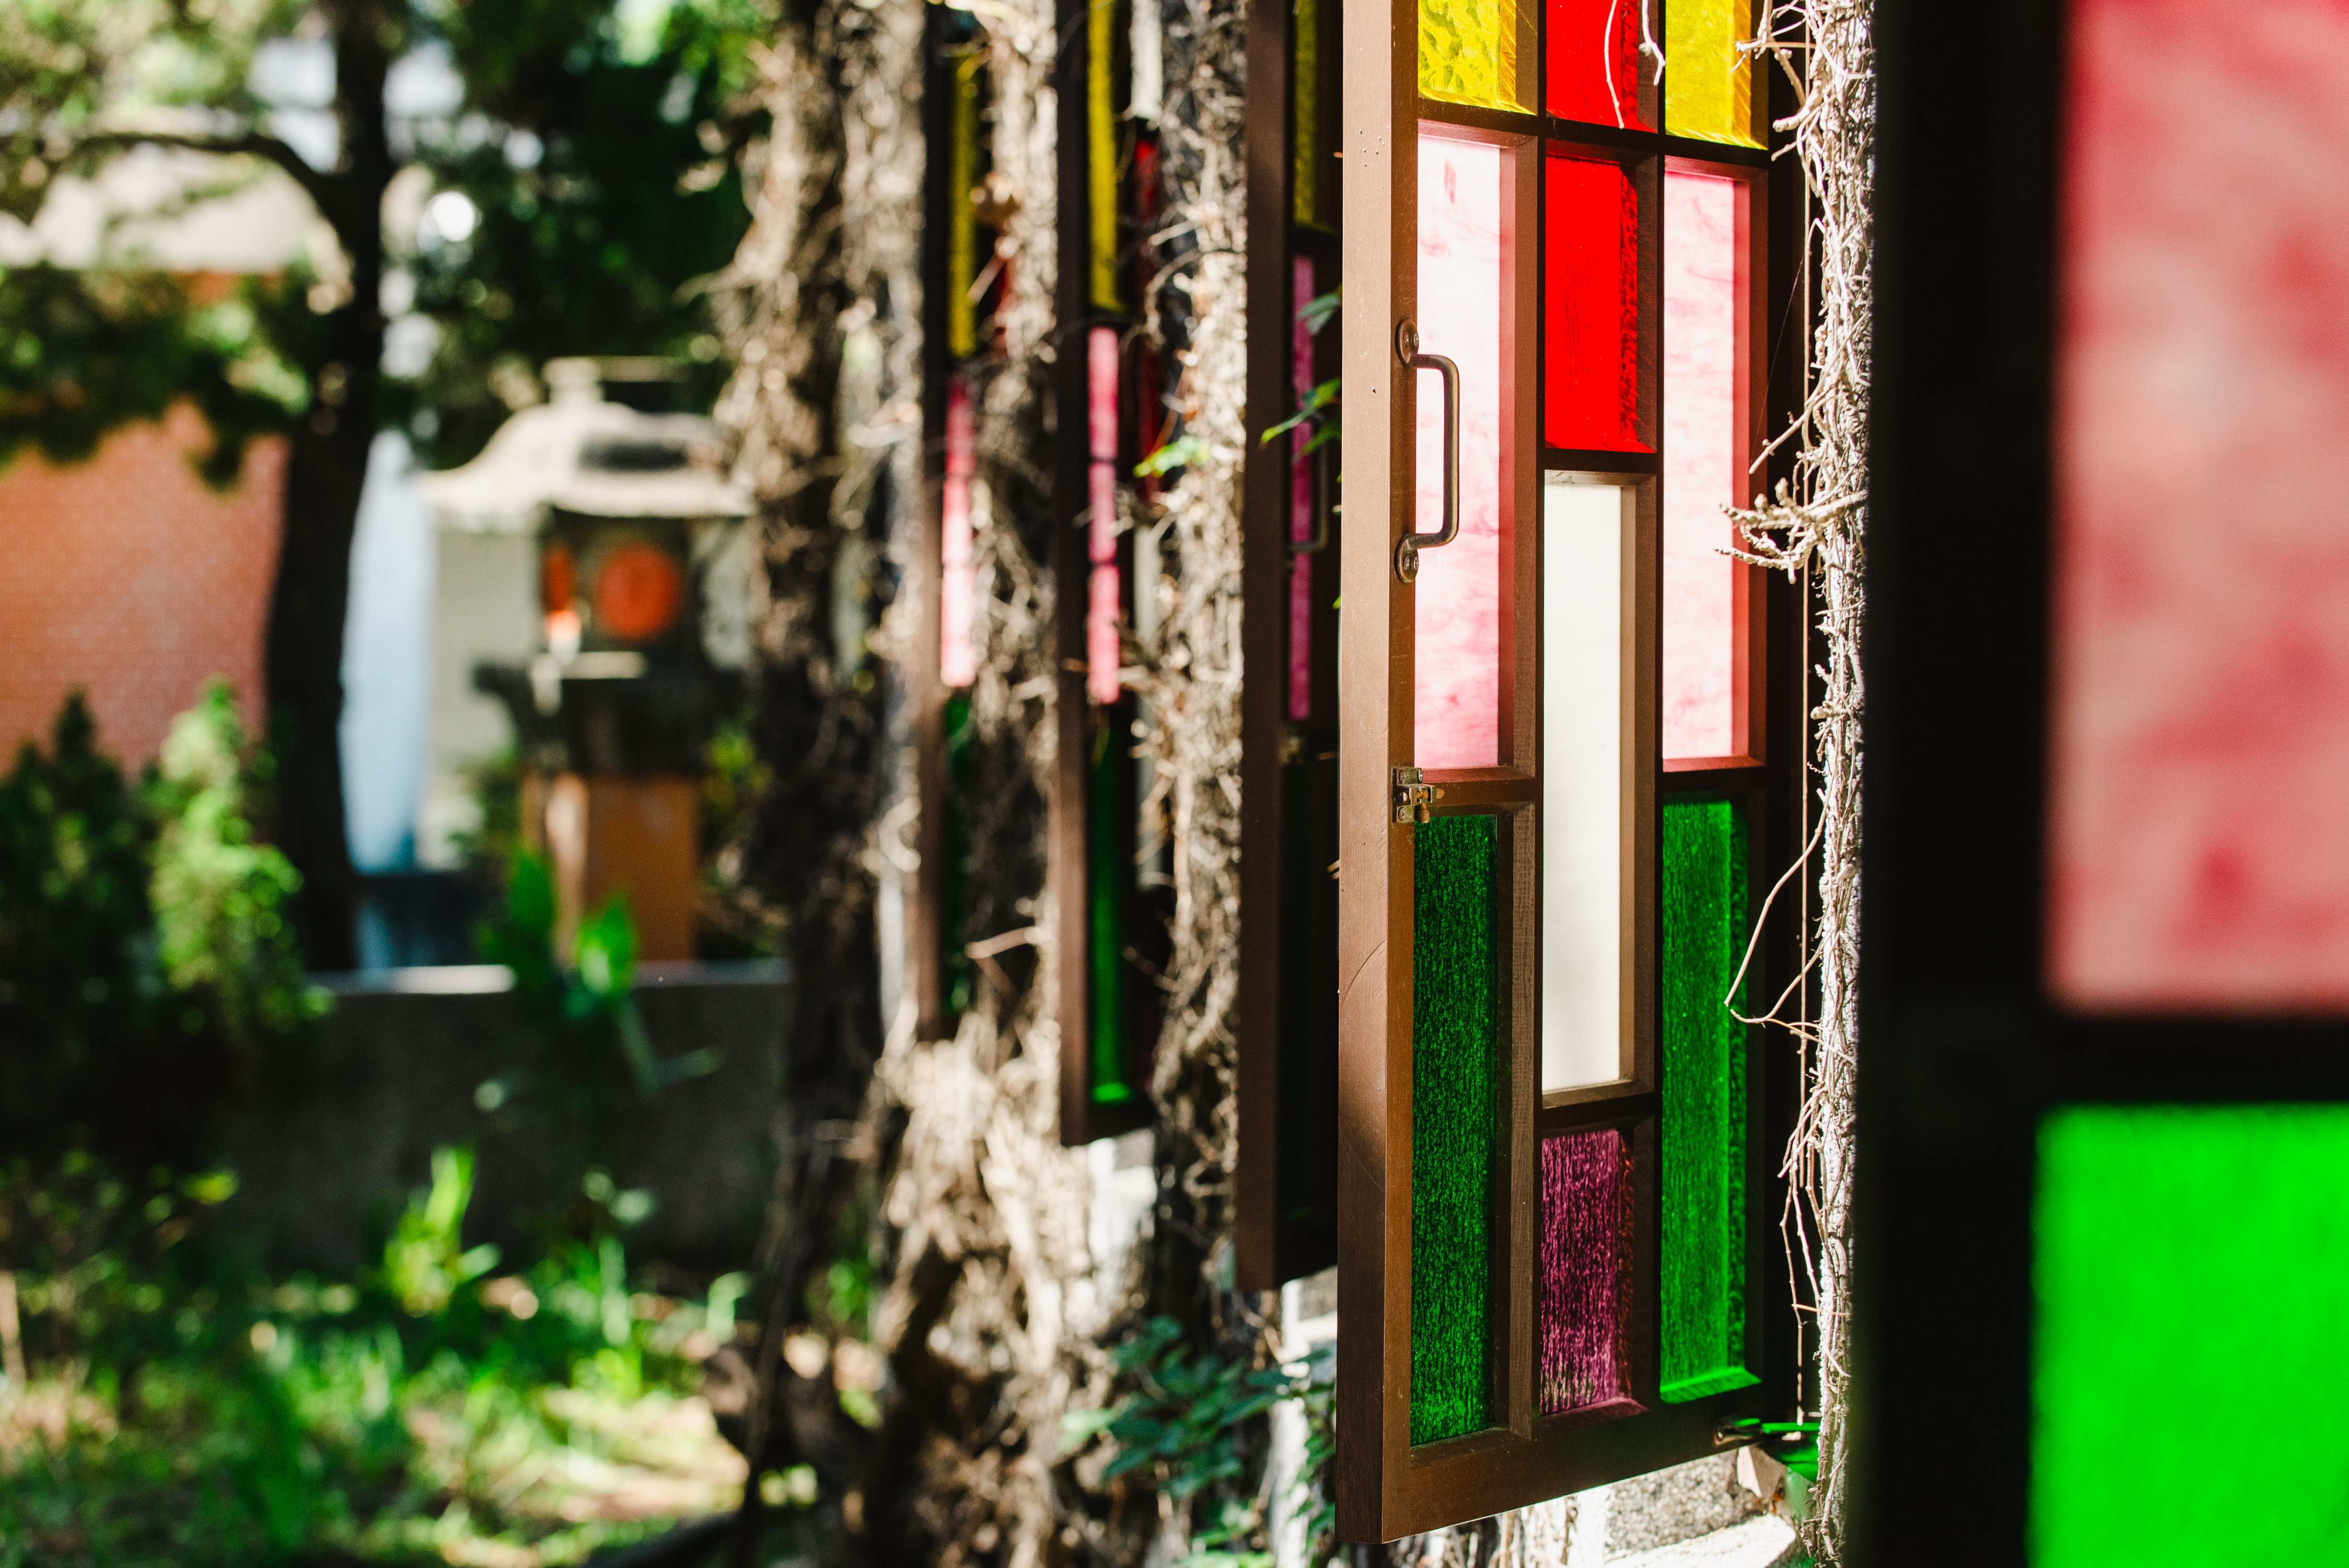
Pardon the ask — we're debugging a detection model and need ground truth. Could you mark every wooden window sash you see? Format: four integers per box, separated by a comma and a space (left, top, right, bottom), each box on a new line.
1337, 0, 1795, 1538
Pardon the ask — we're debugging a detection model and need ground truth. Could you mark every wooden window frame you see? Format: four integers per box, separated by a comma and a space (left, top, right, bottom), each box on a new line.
1336, 0, 1806, 1538
1237, 0, 1347, 1291
1052, 0, 1158, 1145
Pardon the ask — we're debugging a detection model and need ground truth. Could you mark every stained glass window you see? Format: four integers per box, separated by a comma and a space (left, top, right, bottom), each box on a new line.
1546, 0, 1644, 128
1414, 134, 1512, 770
1544, 154, 1641, 454
1663, 0, 1758, 148
1662, 169, 1742, 759
1420, 0, 1532, 113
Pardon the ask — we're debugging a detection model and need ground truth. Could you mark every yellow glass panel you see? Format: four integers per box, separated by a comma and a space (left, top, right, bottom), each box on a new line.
1089, 0, 1120, 310
1420, 0, 1531, 114
1663, 0, 1759, 147
947, 55, 980, 359
1293, 0, 1321, 227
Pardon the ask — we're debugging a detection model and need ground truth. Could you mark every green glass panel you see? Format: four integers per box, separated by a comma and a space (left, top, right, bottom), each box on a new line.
1659, 800, 1758, 1402
1410, 813, 1498, 1445
2035, 1105, 2349, 1566
942, 694, 975, 1018
1662, 0, 1759, 148
1088, 724, 1132, 1104
1419, 0, 1531, 114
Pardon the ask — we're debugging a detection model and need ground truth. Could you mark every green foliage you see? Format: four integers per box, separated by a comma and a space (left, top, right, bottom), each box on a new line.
148, 680, 329, 1056
388, 0, 768, 467
0, 690, 319, 1168
475, 853, 713, 1208
0, 1147, 743, 1566
1135, 432, 1212, 478
1065, 1321, 1337, 1568
0, 267, 315, 486
378, 1147, 502, 1317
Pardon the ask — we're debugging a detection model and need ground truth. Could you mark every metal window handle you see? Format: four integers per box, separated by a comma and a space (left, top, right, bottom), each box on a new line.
1394, 317, 1458, 583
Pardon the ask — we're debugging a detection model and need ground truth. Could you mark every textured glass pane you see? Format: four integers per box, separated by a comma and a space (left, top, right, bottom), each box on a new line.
1088, 726, 1133, 1105
2050, 0, 2349, 1008
2035, 1106, 2349, 1565
1087, 327, 1121, 705
1411, 813, 1498, 1445
947, 56, 981, 359
1662, 0, 1757, 147
1547, 0, 1644, 127
1544, 154, 1642, 453
1292, 0, 1322, 225
1540, 478, 1628, 1092
941, 381, 977, 687
1663, 170, 1740, 759
1088, 0, 1119, 308
1290, 255, 1318, 722
1415, 136, 1509, 769
1420, 0, 1531, 113
1659, 800, 1757, 1402
1538, 1129, 1631, 1415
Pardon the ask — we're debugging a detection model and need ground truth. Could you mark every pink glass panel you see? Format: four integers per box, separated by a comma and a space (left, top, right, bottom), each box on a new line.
1547, 0, 1645, 129
1538, 1127, 1631, 1415
1544, 154, 1643, 453
1290, 254, 1318, 722
2050, 0, 2349, 1008
1662, 169, 1739, 759
940, 381, 977, 687
1415, 135, 1508, 770
1087, 326, 1122, 705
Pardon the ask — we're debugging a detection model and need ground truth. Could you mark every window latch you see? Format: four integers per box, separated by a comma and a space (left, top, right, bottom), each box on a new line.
1392, 766, 1444, 824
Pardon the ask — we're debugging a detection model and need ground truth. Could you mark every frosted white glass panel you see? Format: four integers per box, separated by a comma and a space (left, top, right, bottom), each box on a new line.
1541, 476, 1631, 1091
1414, 134, 1508, 769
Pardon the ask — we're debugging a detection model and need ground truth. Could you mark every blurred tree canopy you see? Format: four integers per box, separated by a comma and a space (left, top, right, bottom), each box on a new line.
0, 0, 767, 965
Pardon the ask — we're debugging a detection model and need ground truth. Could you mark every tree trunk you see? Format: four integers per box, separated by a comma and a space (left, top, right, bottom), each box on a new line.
262, 1, 397, 972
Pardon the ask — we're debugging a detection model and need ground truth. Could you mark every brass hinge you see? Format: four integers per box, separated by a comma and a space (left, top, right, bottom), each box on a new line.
1392, 766, 1444, 825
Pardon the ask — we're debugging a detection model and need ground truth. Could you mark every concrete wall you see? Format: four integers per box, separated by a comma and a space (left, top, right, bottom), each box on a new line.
215, 959, 789, 1272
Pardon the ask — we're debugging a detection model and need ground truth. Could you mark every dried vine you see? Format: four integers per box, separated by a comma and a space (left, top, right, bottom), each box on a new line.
1727, 3, 1872, 1559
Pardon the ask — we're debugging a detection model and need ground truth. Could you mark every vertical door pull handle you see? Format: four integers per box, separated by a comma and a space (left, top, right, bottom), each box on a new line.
1394, 317, 1458, 583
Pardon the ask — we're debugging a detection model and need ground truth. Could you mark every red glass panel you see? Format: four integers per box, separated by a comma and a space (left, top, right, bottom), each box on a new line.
1544, 153, 1643, 454
941, 381, 977, 687
1662, 169, 1739, 759
2050, 0, 2349, 1007
1415, 135, 1510, 770
1547, 0, 1645, 129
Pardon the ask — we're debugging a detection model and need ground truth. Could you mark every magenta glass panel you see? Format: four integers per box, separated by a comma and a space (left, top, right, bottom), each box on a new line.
1290, 254, 1318, 722
1539, 1127, 1631, 1415
1415, 135, 1508, 770
2050, 0, 2349, 1007
1544, 154, 1642, 453
941, 381, 977, 687
1663, 169, 1739, 759
1087, 326, 1122, 705
1547, 0, 1645, 128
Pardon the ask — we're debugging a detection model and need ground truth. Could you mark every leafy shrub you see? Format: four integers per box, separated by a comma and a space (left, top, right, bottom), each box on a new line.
0, 687, 322, 1169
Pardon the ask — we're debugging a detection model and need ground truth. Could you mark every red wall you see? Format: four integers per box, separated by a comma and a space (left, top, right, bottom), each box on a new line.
0, 403, 284, 768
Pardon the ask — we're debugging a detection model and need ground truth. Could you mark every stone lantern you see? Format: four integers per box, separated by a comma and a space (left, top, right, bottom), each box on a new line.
420, 359, 752, 961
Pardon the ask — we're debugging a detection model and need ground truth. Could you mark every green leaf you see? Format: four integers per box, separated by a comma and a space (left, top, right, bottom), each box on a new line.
1135, 432, 1211, 477
1298, 286, 1342, 337
1260, 377, 1341, 446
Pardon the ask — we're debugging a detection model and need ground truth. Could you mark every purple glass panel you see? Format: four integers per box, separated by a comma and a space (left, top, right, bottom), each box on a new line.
1415, 134, 1508, 770
1539, 1127, 1631, 1415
